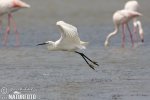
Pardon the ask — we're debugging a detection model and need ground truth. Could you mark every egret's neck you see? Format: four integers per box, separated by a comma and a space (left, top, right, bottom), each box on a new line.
47, 41, 57, 51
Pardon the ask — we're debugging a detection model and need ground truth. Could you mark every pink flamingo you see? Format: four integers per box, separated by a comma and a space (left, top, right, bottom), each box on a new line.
0, 0, 30, 46
124, 0, 144, 42
104, 9, 142, 47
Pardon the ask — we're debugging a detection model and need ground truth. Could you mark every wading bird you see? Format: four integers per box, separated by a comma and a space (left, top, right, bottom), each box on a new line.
124, 0, 144, 42
104, 10, 142, 47
37, 21, 99, 70
0, 0, 30, 46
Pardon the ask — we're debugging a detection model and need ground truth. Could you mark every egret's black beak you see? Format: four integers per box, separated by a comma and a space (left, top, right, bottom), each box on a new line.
36, 42, 48, 46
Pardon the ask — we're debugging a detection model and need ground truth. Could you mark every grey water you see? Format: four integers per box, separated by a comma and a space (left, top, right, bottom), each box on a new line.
0, 0, 150, 100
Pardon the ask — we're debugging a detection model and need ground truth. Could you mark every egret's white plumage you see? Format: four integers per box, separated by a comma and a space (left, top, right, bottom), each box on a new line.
55, 21, 88, 50
44, 21, 88, 51
38, 21, 98, 70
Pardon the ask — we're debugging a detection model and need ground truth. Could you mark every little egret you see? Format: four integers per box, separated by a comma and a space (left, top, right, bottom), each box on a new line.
37, 21, 99, 70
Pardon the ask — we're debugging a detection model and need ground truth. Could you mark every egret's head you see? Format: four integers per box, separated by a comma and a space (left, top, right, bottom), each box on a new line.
37, 41, 54, 46
56, 21, 65, 26
37, 41, 56, 50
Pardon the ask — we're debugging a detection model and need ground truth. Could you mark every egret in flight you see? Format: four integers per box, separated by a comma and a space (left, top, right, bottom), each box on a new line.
124, 0, 144, 42
0, 0, 30, 46
37, 21, 99, 70
104, 10, 142, 47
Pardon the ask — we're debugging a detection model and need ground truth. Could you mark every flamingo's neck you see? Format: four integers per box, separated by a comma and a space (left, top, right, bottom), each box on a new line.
104, 24, 119, 47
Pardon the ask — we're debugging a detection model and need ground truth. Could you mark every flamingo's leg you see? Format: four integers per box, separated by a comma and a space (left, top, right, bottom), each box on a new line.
9, 14, 19, 46
122, 24, 126, 48
127, 23, 134, 47
133, 21, 139, 42
0, 20, 2, 32
3, 14, 11, 46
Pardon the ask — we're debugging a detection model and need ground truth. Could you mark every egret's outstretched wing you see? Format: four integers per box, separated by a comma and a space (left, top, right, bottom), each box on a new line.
60, 21, 78, 33
57, 21, 81, 44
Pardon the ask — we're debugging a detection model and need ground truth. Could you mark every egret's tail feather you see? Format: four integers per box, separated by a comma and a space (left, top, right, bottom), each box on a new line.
77, 41, 88, 50
80, 41, 88, 46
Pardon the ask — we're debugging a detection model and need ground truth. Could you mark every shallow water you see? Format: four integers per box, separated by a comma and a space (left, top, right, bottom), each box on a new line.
0, 0, 150, 100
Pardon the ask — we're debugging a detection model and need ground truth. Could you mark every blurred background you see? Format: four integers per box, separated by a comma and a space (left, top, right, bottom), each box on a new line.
1, 0, 150, 46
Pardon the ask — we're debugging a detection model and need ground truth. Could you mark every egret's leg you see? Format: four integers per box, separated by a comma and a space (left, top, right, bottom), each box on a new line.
9, 14, 19, 46
127, 23, 134, 47
80, 53, 99, 66
75, 51, 99, 66
122, 24, 125, 48
75, 51, 95, 70
80, 54, 95, 70
3, 14, 11, 46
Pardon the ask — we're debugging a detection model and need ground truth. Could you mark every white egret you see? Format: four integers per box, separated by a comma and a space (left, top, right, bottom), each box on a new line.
37, 21, 99, 70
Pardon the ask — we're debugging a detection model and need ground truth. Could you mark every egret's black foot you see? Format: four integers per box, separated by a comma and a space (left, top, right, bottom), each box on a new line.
92, 61, 99, 66
89, 64, 95, 70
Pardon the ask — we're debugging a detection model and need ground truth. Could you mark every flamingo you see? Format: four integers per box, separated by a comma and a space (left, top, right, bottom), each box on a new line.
124, 0, 144, 42
0, 0, 30, 46
104, 9, 142, 47
37, 21, 99, 70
